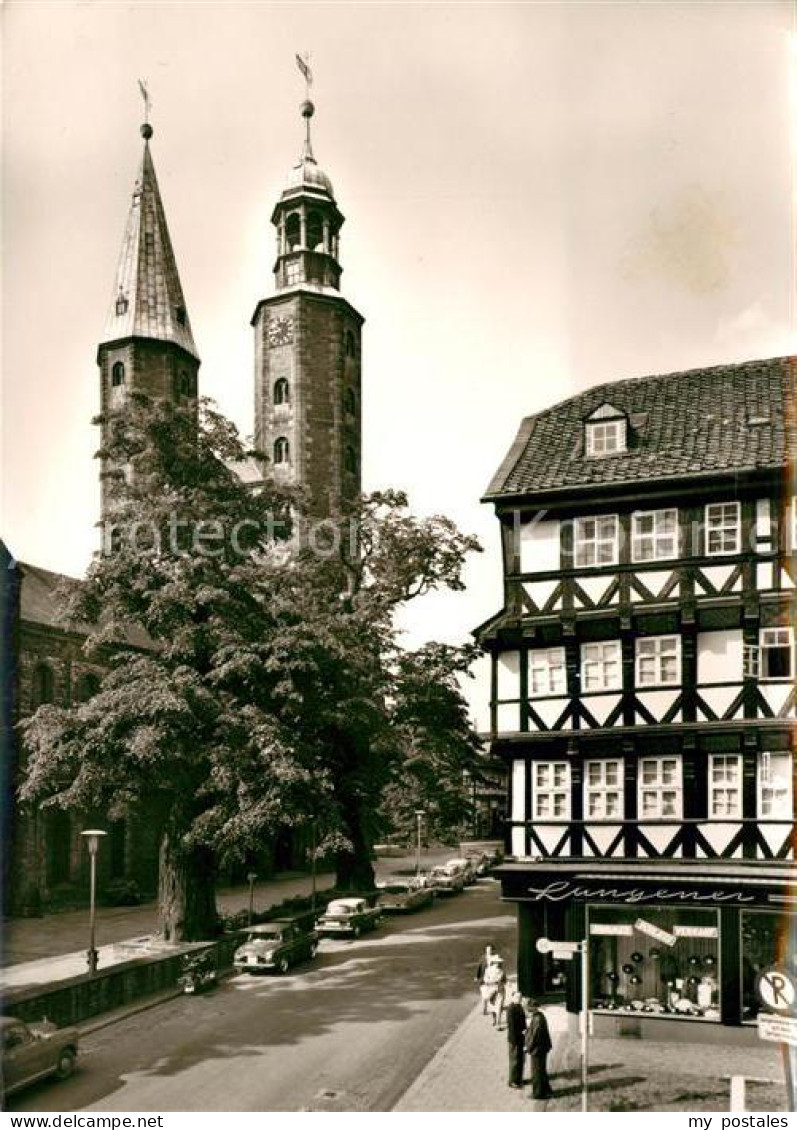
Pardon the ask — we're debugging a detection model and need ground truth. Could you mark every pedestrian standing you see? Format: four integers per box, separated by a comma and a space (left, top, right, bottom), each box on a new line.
524, 999, 554, 1100
483, 955, 507, 1027
475, 944, 495, 1014
505, 990, 526, 1089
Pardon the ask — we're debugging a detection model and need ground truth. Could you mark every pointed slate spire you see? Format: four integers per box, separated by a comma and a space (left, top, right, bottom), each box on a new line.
101, 125, 199, 360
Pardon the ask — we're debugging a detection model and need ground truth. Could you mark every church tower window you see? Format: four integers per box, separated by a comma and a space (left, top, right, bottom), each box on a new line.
286, 214, 301, 251
274, 378, 290, 405
112, 362, 125, 388
307, 211, 323, 252
344, 388, 356, 416
274, 436, 290, 464
344, 445, 357, 474
345, 331, 356, 358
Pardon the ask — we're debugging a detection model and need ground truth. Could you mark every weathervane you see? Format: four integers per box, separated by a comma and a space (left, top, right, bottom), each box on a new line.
295, 52, 313, 99
295, 53, 315, 159
138, 78, 152, 126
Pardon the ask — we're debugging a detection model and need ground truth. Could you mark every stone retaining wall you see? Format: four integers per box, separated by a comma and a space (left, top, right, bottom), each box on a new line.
5, 936, 239, 1029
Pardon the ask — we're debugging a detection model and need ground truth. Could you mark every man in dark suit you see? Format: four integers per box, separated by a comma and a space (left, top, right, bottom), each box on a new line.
505, 990, 526, 1089
524, 1000, 554, 1100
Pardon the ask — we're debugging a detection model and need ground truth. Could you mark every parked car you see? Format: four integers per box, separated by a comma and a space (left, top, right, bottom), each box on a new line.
446, 857, 478, 884
428, 862, 466, 894
316, 897, 381, 938
233, 919, 318, 974
1, 1017, 78, 1099
464, 851, 491, 878
376, 881, 435, 913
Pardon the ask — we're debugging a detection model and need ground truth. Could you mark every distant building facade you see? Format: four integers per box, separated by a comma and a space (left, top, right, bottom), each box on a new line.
4, 551, 159, 914
478, 357, 797, 1040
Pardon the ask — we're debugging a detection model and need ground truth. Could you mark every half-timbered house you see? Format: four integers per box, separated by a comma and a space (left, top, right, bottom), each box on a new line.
477, 355, 797, 1040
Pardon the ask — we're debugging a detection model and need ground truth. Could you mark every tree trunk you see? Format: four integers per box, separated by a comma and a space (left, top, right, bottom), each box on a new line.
158, 831, 218, 941
334, 803, 376, 891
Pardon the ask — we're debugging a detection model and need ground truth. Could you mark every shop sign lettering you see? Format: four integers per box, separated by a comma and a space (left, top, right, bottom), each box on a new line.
589, 924, 634, 937
634, 917, 677, 946
673, 925, 719, 939
524, 879, 755, 905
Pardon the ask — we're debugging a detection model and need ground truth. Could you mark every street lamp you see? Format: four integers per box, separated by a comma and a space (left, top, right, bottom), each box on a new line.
80, 829, 107, 975
415, 810, 425, 877
310, 819, 317, 913
246, 871, 258, 926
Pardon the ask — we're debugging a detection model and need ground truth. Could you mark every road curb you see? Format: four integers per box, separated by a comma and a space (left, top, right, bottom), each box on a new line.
78, 987, 183, 1036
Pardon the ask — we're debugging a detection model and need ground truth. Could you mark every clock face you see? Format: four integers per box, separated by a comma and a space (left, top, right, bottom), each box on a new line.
267, 315, 294, 347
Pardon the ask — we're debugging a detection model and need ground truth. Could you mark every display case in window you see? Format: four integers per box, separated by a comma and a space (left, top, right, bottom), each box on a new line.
588, 906, 720, 1020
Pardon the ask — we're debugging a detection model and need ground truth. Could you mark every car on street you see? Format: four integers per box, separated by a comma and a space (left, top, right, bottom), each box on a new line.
233, 919, 318, 974
445, 857, 479, 884
376, 880, 435, 913
463, 851, 491, 878
316, 897, 381, 938
428, 862, 467, 894
1, 1017, 79, 1099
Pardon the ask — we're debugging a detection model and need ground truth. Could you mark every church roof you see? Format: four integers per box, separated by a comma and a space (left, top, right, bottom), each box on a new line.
16, 560, 151, 649
100, 130, 199, 360
484, 356, 797, 501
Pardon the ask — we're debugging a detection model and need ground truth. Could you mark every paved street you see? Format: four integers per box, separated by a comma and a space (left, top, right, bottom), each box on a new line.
6, 880, 515, 1113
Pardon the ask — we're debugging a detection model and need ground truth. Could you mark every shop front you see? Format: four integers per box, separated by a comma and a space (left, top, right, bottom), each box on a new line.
500, 861, 796, 1043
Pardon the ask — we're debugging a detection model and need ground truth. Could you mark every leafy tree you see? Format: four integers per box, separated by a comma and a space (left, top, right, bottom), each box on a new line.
21, 396, 481, 940
378, 642, 487, 846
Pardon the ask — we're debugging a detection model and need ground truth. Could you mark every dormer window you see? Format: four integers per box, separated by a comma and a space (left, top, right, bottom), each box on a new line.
115, 292, 128, 316
175, 306, 187, 327
585, 404, 627, 457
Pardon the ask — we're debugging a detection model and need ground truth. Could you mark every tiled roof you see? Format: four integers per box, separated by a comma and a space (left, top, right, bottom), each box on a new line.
17, 561, 151, 649
484, 356, 797, 500
100, 139, 199, 360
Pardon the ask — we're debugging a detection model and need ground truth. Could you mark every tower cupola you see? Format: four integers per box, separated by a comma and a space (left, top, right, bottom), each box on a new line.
271, 99, 344, 292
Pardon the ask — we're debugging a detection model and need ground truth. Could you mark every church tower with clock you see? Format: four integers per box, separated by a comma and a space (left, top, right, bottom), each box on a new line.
251, 96, 364, 519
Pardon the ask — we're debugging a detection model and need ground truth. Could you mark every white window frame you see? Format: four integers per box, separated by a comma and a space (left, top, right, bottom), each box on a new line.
759, 627, 794, 681
573, 515, 619, 569
586, 418, 626, 457
638, 756, 683, 819
709, 754, 742, 818
758, 752, 793, 819
529, 648, 566, 697
580, 641, 622, 692
533, 761, 571, 821
584, 759, 624, 820
631, 508, 679, 563
635, 635, 681, 688
705, 502, 741, 556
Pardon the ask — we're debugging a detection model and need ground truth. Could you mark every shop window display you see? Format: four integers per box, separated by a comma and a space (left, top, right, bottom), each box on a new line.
589, 906, 720, 1020
741, 911, 793, 1021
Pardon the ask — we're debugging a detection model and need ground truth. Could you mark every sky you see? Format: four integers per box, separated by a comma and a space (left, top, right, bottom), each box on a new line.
3, 0, 796, 728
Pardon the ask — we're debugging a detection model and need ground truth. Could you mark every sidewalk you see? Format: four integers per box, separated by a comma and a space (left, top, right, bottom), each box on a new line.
395, 997, 788, 1112
1, 850, 452, 991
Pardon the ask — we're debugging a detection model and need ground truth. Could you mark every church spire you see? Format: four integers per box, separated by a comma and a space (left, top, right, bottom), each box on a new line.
100, 123, 199, 360
97, 116, 201, 529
